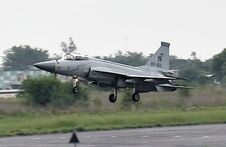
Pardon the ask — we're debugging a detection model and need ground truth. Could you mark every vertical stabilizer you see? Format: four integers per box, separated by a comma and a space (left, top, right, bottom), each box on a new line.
145, 42, 170, 70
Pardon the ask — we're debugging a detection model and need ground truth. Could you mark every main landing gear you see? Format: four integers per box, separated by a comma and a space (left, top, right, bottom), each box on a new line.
108, 88, 141, 103
72, 76, 79, 94
109, 88, 117, 103
132, 93, 140, 102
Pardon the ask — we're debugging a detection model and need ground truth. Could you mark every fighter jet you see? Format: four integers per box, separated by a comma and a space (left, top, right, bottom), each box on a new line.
34, 42, 190, 103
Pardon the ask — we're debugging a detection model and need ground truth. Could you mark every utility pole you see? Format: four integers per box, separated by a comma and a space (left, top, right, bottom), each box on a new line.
191, 52, 196, 60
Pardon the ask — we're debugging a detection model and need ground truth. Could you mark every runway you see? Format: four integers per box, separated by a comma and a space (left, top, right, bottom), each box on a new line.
0, 124, 226, 147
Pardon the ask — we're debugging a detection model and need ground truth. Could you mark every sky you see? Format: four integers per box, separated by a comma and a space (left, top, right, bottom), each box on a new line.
0, 0, 226, 62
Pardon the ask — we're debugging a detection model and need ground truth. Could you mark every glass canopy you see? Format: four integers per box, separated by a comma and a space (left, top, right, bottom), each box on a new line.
64, 54, 89, 61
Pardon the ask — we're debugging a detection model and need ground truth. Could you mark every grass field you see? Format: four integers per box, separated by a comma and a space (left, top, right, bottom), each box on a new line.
0, 85, 225, 137
0, 107, 226, 136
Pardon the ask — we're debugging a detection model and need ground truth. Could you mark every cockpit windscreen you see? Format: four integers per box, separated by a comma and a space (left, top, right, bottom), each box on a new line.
64, 54, 89, 61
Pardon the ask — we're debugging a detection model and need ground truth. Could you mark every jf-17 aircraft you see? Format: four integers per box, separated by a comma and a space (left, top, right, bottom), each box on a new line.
34, 42, 190, 103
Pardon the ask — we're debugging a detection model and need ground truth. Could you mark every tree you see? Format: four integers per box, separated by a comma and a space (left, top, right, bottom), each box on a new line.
20, 75, 89, 107
212, 49, 226, 81
105, 50, 148, 66
3, 45, 49, 70
61, 37, 77, 55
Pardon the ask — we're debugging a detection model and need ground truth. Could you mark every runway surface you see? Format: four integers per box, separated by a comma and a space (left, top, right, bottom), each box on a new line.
0, 124, 226, 147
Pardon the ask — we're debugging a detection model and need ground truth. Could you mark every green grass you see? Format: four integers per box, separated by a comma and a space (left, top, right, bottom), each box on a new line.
0, 107, 226, 136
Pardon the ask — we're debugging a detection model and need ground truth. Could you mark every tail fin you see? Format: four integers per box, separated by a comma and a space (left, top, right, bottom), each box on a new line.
145, 42, 170, 70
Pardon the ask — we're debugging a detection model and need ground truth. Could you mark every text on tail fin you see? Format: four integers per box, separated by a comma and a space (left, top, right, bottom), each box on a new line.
145, 42, 170, 70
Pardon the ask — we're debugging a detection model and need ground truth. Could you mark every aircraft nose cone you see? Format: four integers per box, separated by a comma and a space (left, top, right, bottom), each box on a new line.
33, 61, 55, 73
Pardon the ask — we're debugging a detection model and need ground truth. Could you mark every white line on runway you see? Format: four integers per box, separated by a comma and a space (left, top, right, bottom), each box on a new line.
202, 136, 210, 138
111, 135, 118, 138
141, 135, 149, 138
59, 136, 66, 139
173, 135, 182, 138
86, 136, 91, 139
34, 137, 41, 140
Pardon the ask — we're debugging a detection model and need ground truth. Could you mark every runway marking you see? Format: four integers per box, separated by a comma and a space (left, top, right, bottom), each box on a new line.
141, 135, 149, 138
202, 136, 210, 138
111, 135, 118, 138
86, 136, 92, 139
59, 136, 66, 139
173, 135, 182, 138
34, 137, 41, 140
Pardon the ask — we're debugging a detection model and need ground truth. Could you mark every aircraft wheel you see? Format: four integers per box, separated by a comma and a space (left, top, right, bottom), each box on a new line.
109, 93, 117, 103
132, 93, 140, 102
72, 86, 79, 94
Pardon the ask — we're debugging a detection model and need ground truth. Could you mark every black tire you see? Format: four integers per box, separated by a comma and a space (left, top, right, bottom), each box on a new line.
132, 93, 140, 102
109, 93, 117, 103
72, 86, 79, 94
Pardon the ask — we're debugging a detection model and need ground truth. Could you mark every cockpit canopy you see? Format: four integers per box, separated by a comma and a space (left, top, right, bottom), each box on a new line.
64, 54, 89, 61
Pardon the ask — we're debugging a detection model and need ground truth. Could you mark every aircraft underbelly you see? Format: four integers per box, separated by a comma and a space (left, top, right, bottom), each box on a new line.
136, 84, 176, 93
136, 83, 158, 93
88, 71, 114, 80
88, 70, 130, 88
155, 86, 177, 92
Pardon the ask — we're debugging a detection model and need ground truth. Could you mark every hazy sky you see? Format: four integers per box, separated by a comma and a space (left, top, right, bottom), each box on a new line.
0, 0, 226, 61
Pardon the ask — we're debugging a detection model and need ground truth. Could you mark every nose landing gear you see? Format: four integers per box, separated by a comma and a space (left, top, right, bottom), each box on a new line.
72, 76, 79, 94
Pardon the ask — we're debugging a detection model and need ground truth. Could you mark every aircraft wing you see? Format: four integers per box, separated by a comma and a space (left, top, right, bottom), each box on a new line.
90, 67, 175, 80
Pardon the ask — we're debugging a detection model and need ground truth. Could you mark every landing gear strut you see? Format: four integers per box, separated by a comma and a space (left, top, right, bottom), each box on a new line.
132, 86, 140, 102
72, 76, 79, 94
109, 87, 118, 103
